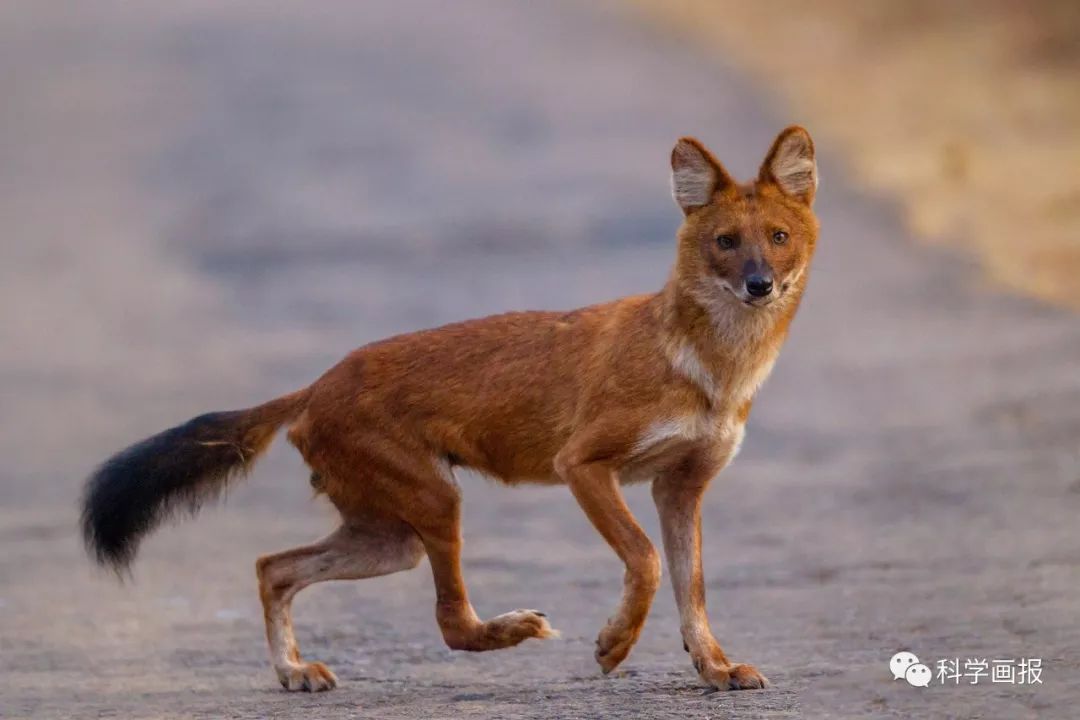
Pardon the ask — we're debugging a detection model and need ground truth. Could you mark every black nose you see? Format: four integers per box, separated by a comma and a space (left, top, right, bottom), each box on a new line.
745, 275, 774, 297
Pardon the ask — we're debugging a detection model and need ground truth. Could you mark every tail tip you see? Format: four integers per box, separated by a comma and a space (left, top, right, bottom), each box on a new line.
80, 489, 137, 576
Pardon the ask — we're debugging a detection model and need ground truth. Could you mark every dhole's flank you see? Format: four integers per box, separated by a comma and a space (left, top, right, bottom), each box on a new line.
82, 127, 819, 692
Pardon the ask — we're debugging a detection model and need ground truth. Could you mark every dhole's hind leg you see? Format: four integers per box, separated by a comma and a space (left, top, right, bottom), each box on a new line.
255, 516, 424, 691
394, 462, 558, 651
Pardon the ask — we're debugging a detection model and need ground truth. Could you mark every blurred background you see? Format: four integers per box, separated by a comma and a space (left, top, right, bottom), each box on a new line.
1, 2, 1078, 718
637, 0, 1080, 309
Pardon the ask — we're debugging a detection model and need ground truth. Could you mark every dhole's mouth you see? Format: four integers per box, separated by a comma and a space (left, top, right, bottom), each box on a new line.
720, 282, 783, 309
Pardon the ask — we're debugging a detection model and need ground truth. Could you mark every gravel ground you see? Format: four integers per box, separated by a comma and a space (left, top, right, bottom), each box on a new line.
1, 2, 1079, 718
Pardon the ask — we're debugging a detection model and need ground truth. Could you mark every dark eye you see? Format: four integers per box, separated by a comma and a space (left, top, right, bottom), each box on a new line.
772, 230, 789, 245
716, 235, 737, 250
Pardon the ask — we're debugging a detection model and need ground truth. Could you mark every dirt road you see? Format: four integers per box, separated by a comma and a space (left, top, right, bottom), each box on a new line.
2, 2, 1079, 718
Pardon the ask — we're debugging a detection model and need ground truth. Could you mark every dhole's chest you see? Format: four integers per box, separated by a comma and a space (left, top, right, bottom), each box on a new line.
622, 409, 746, 485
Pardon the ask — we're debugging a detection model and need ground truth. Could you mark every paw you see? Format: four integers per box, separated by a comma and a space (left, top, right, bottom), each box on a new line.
594, 621, 641, 674
276, 661, 338, 692
479, 609, 558, 649
699, 662, 768, 691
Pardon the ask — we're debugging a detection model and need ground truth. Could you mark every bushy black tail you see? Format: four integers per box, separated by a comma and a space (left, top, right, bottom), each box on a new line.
81, 389, 309, 573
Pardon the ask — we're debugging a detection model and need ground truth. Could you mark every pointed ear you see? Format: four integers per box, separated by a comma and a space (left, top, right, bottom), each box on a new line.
759, 126, 817, 205
671, 137, 732, 215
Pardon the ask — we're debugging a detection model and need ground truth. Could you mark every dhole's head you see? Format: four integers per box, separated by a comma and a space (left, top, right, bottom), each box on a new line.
670, 126, 818, 312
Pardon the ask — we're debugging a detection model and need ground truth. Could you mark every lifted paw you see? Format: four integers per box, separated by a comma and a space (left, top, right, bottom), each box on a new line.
594, 622, 642, 674
479, 609, 559, 649
276, 661, 338, 692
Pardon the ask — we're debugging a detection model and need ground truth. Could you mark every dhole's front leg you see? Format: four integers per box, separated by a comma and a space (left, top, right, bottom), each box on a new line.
557, 452, 661, 673
651, 468, 768, 690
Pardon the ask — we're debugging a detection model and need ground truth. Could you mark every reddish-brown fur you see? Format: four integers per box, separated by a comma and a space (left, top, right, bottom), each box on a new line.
95, 127, 819, 693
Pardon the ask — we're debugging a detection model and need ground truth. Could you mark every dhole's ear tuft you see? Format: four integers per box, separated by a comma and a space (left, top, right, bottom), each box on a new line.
759, 126, 817, 205
671, 137, 731, 215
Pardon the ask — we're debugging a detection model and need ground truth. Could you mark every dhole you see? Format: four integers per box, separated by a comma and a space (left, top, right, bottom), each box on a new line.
82, 127, 818, 692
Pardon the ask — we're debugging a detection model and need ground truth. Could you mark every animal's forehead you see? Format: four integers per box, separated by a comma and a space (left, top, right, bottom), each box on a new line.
705, 185, 797, 229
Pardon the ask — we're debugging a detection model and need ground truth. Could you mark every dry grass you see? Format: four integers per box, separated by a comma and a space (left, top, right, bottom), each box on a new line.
631, 0, 1080, 309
